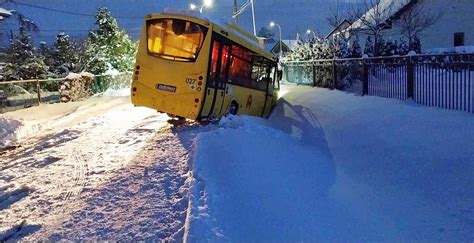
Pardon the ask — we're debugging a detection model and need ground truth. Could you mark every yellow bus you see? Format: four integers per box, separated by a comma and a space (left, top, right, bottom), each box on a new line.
131, 10, 280, 121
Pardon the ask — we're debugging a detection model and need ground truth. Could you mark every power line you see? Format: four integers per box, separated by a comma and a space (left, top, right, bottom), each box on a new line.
10, 1, 143, 19
0, 28, 141, 32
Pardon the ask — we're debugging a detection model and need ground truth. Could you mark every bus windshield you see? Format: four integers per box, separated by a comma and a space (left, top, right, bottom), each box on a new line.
147, 18, 208, 62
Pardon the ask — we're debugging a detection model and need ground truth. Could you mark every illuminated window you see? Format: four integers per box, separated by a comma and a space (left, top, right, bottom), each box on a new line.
147, 18, 208, 62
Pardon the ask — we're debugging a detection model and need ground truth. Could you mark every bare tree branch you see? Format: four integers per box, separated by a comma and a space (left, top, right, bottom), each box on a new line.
397, 3, 443, 48
349, 0, 394, 55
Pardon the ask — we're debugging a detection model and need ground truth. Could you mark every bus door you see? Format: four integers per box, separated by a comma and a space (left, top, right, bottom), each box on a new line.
212, 44, 230, 117
201, 40, 219, 118
201, 38, 230, 118
263, 65, 276, 117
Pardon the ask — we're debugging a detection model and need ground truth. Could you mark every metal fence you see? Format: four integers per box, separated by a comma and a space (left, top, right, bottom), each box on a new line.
282, 53, 474, 113
0, 72, 132, 114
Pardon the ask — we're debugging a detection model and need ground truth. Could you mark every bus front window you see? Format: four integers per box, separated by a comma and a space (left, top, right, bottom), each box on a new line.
147, 19, 208, 62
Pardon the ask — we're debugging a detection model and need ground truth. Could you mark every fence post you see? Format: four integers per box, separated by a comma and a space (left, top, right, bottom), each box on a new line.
312, 64, 316, 87
36, 79, 41, 105
332, 60, 337, 90
362, 59, 369, 96
407, 57, 415, 99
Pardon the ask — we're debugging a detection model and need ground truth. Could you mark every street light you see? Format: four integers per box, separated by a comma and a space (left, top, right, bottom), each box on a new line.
190, 0, 212, 13
306, 29, 316, 40
270, 22, 282, 59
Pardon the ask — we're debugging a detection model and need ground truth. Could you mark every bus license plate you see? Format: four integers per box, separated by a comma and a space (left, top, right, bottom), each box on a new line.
156, 84, 177, 92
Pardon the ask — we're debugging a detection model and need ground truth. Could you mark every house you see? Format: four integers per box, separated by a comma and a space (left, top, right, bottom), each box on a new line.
325, 19, 352, 41
344, 0, 474, 53
265, 40, 298, 57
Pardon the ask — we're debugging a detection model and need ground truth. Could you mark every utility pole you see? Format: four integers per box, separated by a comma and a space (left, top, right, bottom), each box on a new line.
250, 0, 256, 36
233, 0, 238, 24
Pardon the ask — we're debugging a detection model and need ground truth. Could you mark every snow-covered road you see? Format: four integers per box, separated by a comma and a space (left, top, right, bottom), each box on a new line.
1, 85, 474, 241
0, 96, 193, 240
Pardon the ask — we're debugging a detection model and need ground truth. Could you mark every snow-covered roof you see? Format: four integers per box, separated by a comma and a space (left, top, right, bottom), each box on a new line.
0, 7, 12, 17
326, 19, 352, 39
282, 40, 297, 49
349, 0, 413, 30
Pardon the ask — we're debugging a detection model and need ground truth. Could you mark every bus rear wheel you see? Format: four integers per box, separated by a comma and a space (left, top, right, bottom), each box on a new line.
229, 101, 239, 116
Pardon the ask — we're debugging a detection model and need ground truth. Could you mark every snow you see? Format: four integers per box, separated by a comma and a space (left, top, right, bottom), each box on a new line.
0, 96, 128, 149
0, 7, 12, 17
185, 85, 474, 241
101, 87, 130, 97
2, 84, 474, 241
426, 46, 474, 54
1, 97, 172, 240
0, 116, 23, 148
185, 115, 334, 241
349, 0, 411, 30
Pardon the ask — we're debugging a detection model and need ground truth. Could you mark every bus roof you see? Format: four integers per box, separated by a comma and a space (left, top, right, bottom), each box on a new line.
148, 9, 277, 62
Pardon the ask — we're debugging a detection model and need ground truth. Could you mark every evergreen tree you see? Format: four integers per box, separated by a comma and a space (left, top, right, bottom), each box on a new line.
51, 32, 79, 76
350, 39, 362, 58
364, 36, 374, 57
398, 38, 409, 55
257, 26, 275, 42
375, 38, 385, 56
81, 7, 136, 74
410, 36, 421, 53
3, 25, 49, 81
335, 37, 349, 58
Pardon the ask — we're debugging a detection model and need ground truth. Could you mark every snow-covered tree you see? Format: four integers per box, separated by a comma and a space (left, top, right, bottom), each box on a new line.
80, 7, 136, 75
257, 26, 274, 41
51, 33, 79, 76
349, 39, 362, 58
397, 38, 409, 55
410, 36, 421, 54
364, 36, 374, 57
350, 0, 394, 56
2, 25, 48, 82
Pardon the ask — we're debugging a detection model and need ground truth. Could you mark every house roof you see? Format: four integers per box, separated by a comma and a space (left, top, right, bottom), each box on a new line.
269, 40, 298, 54
282, 40, 298, 49
325, 19, 352, 39
348, 0, 415, 30
0, 7, 12, 17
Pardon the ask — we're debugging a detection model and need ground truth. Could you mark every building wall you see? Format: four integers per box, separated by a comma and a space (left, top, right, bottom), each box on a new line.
350, 0, 474, 53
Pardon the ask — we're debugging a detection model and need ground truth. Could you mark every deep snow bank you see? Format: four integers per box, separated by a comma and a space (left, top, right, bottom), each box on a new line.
185, 115, 335, 241
0, 116, 23, 148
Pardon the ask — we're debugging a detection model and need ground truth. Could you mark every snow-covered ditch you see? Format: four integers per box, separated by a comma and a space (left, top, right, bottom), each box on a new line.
185, 115, 335, 241
184, 85, 474, 241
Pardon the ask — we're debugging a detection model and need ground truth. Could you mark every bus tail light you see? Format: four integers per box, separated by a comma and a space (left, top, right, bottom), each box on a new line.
194, 98, 200, 103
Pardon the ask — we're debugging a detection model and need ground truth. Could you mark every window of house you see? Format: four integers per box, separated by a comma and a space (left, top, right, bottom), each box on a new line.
454, 32, 465, 47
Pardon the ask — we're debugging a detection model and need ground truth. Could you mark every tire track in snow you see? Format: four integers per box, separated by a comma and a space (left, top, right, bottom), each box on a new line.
1, 104, 169, 240
32, 123, 214, 241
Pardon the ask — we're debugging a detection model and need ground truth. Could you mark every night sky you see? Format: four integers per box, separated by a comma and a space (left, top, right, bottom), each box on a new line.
0, 0, 361, 44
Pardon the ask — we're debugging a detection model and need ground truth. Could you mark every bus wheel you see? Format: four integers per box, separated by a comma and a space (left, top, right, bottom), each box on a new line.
229, 101, 239, 116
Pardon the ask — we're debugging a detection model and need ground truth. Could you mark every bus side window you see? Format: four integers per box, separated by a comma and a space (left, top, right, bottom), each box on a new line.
209, 41, 220, 87
229, 45, 252, 88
